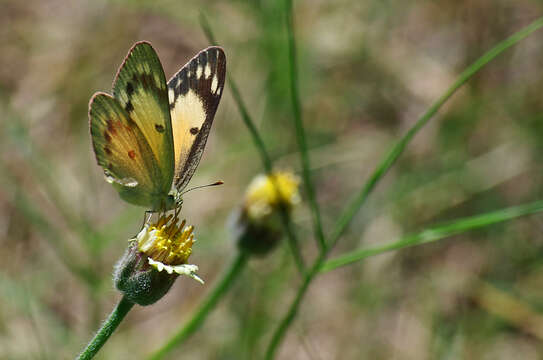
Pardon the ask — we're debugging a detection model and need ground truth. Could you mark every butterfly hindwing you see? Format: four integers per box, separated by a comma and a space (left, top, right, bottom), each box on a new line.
89, 93, 163, 207
112, 41, 174, 194
167, 46, 226, 191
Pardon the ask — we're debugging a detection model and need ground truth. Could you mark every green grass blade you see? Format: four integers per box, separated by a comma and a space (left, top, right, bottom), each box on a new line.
199, 13, 306, 275
326, 15, 543, 252
321, 200, 543, 272
146, 252, 249, 360
284, 0, 326, 252
264, 16, 543, 359
199, 13, 273, 172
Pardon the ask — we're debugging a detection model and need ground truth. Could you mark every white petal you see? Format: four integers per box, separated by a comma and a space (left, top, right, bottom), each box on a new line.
147, 258, 204, 284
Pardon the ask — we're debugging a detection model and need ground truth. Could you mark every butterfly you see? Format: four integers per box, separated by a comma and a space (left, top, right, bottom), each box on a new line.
89, 42, 226, 211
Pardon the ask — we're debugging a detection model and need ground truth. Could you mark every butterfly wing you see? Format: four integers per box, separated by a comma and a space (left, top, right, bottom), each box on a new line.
89, 42, 175, 210
167, 46, 226, 191
89, 93, 163, 207
112, 41, 174, 196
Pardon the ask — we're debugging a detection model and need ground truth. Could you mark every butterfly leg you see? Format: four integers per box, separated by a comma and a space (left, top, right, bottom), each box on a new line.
140, 210, 154, 230
128, 211, 154, 241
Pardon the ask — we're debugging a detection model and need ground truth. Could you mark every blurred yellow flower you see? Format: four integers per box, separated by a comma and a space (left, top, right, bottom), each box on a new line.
235, 171, 301, 256
244, 171, 301, 221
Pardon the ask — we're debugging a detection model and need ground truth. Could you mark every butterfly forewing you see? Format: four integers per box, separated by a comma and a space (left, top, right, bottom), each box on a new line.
167, 46, 226, 191
89, 93, 162, 207
112, 41, 175, 194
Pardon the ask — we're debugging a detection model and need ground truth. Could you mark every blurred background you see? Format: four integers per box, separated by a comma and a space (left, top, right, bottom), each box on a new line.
2, 0, 543, 359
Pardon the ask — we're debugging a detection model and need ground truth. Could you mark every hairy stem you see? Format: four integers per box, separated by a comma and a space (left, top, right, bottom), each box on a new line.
77, 296, 134, 360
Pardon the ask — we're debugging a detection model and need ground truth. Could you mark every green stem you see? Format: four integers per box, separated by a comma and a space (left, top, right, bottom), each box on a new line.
265, 256, 322, 360
266, 200, 543, 357
284, 0, 326, 252
227, 73, 307, 272
77, 296, 134, 360
199, 13, 306, 275
264, 16, 543, 359
321, 200, 543, 272
147, 252, 249, 360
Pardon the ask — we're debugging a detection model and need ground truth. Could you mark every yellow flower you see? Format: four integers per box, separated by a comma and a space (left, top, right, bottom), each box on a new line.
235, 171, 301, 256
244, 171, 301, 221
135, 214, 203, 284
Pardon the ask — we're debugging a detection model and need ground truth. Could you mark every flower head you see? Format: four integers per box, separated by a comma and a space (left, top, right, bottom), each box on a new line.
244, 171, 301, 222
135, 214, 202, 283
235, 171, 301, 256
114, 213, 202, 306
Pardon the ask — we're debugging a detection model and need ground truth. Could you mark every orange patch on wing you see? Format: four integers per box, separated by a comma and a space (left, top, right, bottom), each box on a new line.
107, 120, 117, 135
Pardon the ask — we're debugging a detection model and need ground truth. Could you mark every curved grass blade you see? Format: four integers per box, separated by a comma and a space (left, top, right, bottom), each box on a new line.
322, 200, 543, 272
265, 15, 543, 359
326, 15, 543, 252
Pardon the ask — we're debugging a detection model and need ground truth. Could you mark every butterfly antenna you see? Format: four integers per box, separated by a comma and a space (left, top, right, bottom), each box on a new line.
180, 180, 224, 196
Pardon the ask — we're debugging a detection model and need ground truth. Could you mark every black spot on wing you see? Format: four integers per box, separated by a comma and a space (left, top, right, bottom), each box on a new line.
198, 51, 207, 73
155, 124, 165, 133
178, 68, 189, 95
189, 58, 198, 87
125, 100, 134, 112
208, 48, 217, 69
190, 127, 199, 135
128, 72, 164, 94
126, 82, 134, 96
169, 68, 189, 110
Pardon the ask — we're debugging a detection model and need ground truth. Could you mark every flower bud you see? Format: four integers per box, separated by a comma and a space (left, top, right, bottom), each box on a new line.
113, 242, 177, 305
113, 214, 202, 306
235, 171, 301, 255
